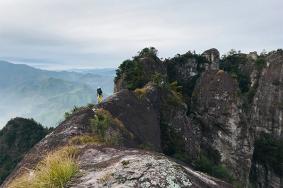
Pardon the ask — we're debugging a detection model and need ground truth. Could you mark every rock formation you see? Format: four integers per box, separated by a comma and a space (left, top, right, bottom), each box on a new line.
111, 48, 283, 187
201, 48, 220, 70
2, 97, 232, 188
2, 48, 282, 188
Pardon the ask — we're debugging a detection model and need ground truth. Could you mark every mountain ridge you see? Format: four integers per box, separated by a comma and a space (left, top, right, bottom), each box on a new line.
0, 61, 114, 127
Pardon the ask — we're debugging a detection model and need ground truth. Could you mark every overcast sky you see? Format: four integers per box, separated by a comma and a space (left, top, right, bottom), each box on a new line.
0, 0, 282, 70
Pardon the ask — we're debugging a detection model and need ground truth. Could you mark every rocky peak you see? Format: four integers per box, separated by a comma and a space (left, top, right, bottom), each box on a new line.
201, 48, 220, 70
248, 51, 258, 60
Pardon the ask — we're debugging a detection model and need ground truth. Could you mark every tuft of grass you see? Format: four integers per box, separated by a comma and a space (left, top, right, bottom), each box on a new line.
134, 87, 148, 99
69, 135, 102, 145
8, 146, 78, 188
87, 103, 95, 109
90, 109, 112, 138
216, 70, 225, 75
90, 109, 135, 145
167, 81, 183, 105
64, 106, 85, 119
90, 109, 123, 145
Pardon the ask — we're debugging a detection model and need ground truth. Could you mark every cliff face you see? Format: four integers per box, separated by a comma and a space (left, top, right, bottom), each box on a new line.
249, 51, 283, 188
114, 48, 283, 187
191, 70, 252, 184
251, 51, 283, 137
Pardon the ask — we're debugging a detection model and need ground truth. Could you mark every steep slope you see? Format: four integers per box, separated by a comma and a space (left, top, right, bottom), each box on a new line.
2, 97, 232, 188
249, 50, 283, 187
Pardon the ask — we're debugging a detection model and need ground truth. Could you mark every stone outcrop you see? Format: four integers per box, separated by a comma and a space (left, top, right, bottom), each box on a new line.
2, 90, 233, 188
112, 48, 283, 187
249, 50, 283, 187
191, 70, 252, 184
98, 89, 161, 151
68, 147, 232, 188
252, 51, 283, 137
202, 48, 220, 70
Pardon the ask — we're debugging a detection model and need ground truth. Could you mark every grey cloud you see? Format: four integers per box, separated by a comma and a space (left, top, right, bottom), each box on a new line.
0, 0, 282, 70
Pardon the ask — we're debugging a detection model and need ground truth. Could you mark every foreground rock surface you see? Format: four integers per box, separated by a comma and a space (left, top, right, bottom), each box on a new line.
68, 147, 232, 188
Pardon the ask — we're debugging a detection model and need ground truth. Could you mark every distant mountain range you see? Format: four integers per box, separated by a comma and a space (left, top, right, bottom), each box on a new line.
0, 61, 115, 128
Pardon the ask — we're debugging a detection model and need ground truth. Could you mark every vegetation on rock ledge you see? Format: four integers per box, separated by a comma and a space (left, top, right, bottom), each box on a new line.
8, 146, 78, 188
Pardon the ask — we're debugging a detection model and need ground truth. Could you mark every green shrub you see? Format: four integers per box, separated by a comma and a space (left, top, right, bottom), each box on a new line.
166, 52, 207, 110
194, 153, 234, 183
90, 109, 126, 145
87, 103, 95, 109
115, 59, 146, 90
165, 82, 183, 106
253, 133, 283, 176
114, 47, 160, 90
151, 72, 167, 87
219, 54, 251, 93
255, 58, 265, 70
138, 47, 158, 59
69, 135, 102, 145
0, 118, 49, 184
64, 106, 84, 119
90, 109, 112, 138
160, 120, 189, 162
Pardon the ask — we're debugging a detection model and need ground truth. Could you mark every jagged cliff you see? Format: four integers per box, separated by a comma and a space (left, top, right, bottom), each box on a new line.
114, 48, 283, 187
2, 48, 282, 188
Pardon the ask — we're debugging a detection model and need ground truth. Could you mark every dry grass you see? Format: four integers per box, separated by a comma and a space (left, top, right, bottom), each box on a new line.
216, 70, 225, 75
69, 135, 102, 145
134, 87, 148, 99
8, 146, 78, 188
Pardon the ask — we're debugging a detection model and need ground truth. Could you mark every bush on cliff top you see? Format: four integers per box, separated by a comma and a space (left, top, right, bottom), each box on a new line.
115, 59, 146, 90
219, 54, 251, 93
115, 47, 160, 90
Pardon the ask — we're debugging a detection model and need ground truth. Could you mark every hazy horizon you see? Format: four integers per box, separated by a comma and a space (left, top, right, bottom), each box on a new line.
0, 0, 282, 70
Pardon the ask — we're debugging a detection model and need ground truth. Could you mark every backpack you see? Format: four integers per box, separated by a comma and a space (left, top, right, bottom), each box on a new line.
97, 88, 103, 95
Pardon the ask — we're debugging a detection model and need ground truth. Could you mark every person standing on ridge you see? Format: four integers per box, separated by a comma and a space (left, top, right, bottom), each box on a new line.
97, 86, 103, 104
